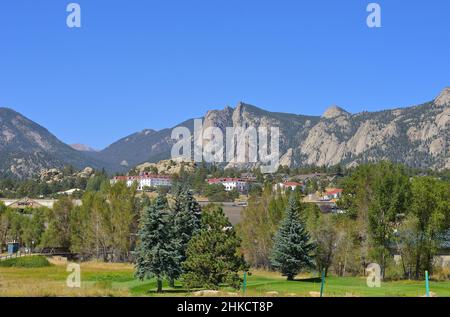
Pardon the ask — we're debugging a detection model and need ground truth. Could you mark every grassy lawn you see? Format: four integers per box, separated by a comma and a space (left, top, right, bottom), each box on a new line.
0, 259, 448, 297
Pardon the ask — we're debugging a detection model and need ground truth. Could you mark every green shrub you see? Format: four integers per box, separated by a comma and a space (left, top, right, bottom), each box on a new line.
384, 261, 404, 281
0, 256, 52, 268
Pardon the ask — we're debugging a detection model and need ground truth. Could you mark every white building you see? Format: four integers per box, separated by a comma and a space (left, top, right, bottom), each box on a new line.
57, 188, 82, 195
206, 178, 249, 193
112, 174, 172, 191
273, 181, 304, 192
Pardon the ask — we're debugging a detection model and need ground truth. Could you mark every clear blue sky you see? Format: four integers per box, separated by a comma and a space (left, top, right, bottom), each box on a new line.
1, 0, 449, 149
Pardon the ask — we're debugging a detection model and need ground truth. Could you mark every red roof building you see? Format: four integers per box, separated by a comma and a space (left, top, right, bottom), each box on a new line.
323, 188, 343, 200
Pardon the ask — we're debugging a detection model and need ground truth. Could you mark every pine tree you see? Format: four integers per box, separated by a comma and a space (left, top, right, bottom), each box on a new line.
167, 187, 202, 286
182, 206, 248, 290
173, 189, 202, 256
135, 193, 181, 293
271, 194, 315, 281
184, 190, 202, 229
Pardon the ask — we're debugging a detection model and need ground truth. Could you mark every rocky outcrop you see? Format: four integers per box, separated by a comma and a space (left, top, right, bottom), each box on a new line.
133, 158, 196, 175
38, 166, 95, 183
322, 105, 350, 119
434, 87, 450, 107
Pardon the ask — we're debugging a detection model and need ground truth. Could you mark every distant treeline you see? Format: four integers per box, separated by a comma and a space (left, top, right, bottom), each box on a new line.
1, 161, 448, 200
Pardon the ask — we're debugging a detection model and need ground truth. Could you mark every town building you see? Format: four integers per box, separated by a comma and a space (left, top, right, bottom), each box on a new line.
57, 188, 82, 195
322, 188, 343, 201
206, 178, 249, 193
240, 173, 257, 182
0, 198, 54, 210
111, 174, 172, 191
273, 181, 305, 192
0, 198, 82, 211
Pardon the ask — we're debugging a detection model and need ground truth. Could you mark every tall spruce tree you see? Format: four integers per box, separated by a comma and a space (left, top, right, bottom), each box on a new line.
167, 187, 202, 286
135, 193, 181, 293
182, 206, 248, 290
271, 194, 315, 281
173, 189, 202, 258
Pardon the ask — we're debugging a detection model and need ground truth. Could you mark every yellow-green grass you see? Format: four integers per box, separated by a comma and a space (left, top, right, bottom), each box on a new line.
0, 256, 51, 268
0, 260, 449, 297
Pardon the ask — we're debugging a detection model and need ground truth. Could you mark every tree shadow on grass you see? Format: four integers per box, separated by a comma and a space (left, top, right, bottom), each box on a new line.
146, 285, 190, 295
292, 277, 322, 283
146, 289, 189, 295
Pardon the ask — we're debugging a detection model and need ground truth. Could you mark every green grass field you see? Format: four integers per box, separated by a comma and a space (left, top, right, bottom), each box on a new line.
0, 256, 52, 268
0, 258, 448, 297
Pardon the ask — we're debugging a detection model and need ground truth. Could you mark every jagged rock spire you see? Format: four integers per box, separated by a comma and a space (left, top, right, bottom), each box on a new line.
435, 87, 450, 106
322, 105, 350, 119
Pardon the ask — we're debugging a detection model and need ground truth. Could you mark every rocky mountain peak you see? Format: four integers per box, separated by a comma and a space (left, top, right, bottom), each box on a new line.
205, 105, 233, 118
435, 87, 450, 106
0, 107, 114, 178
235, 101, 246, 112
322, 105, 350, 119
203, 106, 234, 129
0, 106, 16, 114
0, 107, 24, 123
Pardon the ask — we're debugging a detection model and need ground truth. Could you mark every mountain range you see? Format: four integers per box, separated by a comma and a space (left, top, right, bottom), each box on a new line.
0, 88, 449, 178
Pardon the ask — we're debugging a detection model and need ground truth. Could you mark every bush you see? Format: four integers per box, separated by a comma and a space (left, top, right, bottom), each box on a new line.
432, 266, 450, 281
384, 261, 404, 281
0, 256, 52, 268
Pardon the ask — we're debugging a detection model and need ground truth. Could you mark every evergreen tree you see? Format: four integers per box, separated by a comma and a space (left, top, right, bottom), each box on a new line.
173, 189, 202, 255
135, 193, 181, 293
184, 190, 202, 226
182, 206, 248, 290
271, 194, 315, 280
167, 187, 202, 286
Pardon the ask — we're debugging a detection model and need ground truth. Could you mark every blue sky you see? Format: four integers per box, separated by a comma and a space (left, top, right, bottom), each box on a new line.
0, 0, 449, 149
